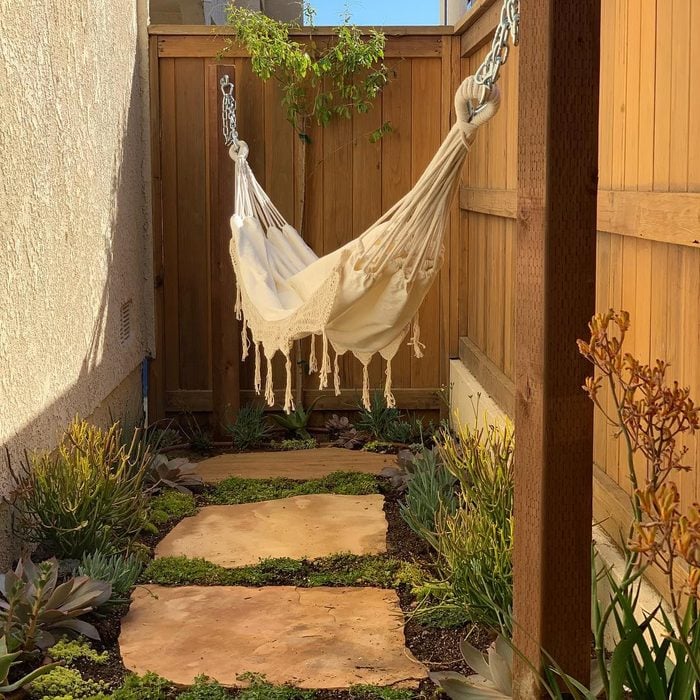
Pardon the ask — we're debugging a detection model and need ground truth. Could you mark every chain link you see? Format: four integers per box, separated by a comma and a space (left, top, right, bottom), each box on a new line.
469, 0, 520, 120
220, 75, 239, 147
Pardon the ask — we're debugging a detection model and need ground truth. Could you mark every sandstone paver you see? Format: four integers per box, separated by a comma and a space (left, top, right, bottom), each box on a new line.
155, 494, 387, 566
120, 585, 427, 688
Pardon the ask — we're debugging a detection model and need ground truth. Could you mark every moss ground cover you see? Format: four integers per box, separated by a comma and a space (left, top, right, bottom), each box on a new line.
205, 471, 378, 505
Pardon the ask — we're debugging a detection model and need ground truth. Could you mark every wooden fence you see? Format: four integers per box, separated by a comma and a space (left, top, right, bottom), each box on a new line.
148, 0, 700, 549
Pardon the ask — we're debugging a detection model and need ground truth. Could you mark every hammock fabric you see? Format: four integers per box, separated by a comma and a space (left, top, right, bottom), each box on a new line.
228, 77, 500, 412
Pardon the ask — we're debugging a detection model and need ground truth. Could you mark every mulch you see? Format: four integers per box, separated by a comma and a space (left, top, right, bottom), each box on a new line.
63, 449, 489, 699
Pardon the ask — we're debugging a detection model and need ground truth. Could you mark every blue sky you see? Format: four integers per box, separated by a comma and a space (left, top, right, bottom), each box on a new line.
307, 0, 440, 26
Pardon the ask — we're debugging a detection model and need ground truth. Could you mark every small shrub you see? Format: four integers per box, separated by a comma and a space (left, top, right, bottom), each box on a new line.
177, 675, 230, 699
0, 558, 111, 654
28, 666, 110, 699
9, 418, 151, 558
226, 405, 273, 451
236, 672, 315, 700
76, 551, 143, 599
47, 637, 109, 665
206, 471, 377, 505
271, 438, 317, 451
149, 490, 198, 525
399, 448, 457, 548
111, 672, 172, 700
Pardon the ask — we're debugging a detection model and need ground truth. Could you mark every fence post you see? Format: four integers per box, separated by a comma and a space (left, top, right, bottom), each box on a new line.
513, 0, 600, 696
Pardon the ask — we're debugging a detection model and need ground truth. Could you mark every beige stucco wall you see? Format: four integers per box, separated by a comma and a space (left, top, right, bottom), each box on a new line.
0, 0, 153, 567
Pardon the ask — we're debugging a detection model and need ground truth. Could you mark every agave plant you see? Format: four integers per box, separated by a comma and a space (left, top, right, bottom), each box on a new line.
0, 558, 111, 654
147, 455, 203, 494
0, 634, 57, 696
271, 397, 320, 439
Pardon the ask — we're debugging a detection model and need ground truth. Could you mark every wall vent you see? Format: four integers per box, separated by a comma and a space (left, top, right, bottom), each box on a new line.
119, 299, 133, 345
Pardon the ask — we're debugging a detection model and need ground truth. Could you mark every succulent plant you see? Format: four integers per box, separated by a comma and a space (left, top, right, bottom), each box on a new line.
431, 635, 604, 699
334, 428, 366, 450
0, 558, 111, 654
147, 455, 203, 494
0, 634, 58, 695
324, 414, 353, 439
271, 398, 321, 439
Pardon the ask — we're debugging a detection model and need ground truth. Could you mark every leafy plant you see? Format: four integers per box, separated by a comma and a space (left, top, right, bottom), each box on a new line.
206, 471, 377, 505
226, 404, 274, 451
271, 438, 317, 451
355, 393, 401, 440
177, 675, 230, 700
270, 398, 320, 439
147, 455, 203, 494
236, 672, 315, 700
0, 558, 111, 654
76, 551, 143, 600
149, 490, 198, 525
27, 665, 110, 699
399, 448, 457, 548
415, 420, 514, 634
225, 7, 389, 140
111, 672, 171, 700
0, 634, 57, 697
579, 310, 700, 697
9, 418, 151, 558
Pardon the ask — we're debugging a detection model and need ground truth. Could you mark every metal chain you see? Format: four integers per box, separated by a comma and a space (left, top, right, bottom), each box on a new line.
469, 0, 520, 120
220, 75, 239, 147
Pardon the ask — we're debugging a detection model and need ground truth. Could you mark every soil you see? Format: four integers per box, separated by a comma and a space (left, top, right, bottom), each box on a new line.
43, 456, 488, 699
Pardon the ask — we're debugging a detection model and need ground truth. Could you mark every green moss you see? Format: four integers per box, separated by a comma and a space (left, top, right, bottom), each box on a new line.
349, 686, 415, 700
142, 554, 413, 589
363, 441, 395, 454
111, 672, 172, 700
149, 490, 198, 525
28, 666, 110, 699
235, 673, 315, 700
206, 471, 378, 505
177, 675, 231, 699
270, 438, 317, 451
47, 638, 109, 665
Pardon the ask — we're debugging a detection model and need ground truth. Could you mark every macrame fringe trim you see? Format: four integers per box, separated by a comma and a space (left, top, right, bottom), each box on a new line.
384, 359, 396, 408
409, 313, 425, 358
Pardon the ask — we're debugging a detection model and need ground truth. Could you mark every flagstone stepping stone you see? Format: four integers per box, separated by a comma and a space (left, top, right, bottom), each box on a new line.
120, 585, 427, 688
196, 447, 393, 483
155, 494, 387, 566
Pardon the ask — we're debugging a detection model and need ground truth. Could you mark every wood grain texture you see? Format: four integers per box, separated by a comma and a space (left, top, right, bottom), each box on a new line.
512, 1, 600, 695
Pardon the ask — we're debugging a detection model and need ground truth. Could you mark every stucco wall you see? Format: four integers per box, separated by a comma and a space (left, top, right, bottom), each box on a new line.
0, 0, 152, 567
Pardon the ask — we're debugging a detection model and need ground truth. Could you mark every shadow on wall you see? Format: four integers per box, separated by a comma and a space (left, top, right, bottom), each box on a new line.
0, 59, 151, 569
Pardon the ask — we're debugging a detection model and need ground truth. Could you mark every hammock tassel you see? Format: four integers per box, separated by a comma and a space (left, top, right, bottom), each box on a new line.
241, 318, 250, 360
264, 356, 274, 406
384, 359, 396, 408
409, 314, 426, 359
308, 335, 318, 374
234, 285, 242, 321
362, 363, 371, 410
333, 352, 341, 396
319, 331, 330, 390
254, 342, 262, 393
284, 354, 295, 413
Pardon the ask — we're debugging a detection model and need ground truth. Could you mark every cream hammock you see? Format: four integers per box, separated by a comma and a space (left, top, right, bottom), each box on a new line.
224, 2, 518, 412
